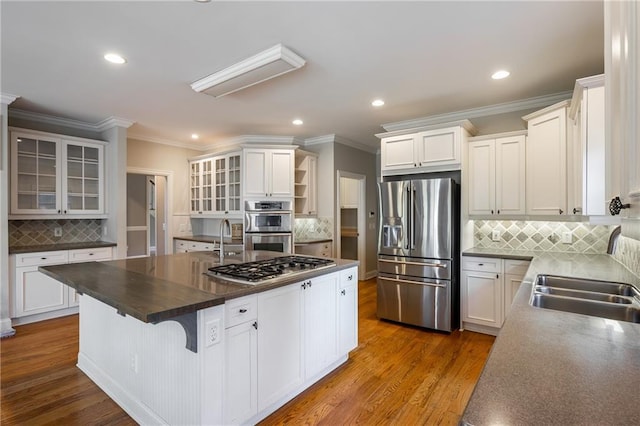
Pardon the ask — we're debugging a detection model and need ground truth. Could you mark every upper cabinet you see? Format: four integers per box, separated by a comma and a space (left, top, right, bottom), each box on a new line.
190, 152, 242, 217
467, 132, 526, 216
10, 128, 106, 218
568, 75, 606, 217
294, 150, 317, 216
244, 148, 295, 199
523, 101, 570, 216
379, 121, 477, 176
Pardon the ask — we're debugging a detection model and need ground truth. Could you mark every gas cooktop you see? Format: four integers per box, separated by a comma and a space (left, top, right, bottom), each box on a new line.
206, 255, 336, 284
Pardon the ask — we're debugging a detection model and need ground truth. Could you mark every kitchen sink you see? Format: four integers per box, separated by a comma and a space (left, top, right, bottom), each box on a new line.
531, 293, 640, 323
530, 274, 640, 323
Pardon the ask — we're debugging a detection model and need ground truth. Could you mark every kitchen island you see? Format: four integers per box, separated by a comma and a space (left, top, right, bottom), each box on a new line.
461, 249, 640, 425
40, 251, 359, 425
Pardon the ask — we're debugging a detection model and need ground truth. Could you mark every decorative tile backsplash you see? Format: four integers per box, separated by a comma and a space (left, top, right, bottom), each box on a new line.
9, 219, 103, 247
474, 220, 614, 254
613, 235, 640, 277
294, 217, 334, 240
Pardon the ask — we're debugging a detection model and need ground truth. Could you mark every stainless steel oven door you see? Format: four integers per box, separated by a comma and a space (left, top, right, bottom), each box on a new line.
245, 233, 292, 253
245, 211, 292, 233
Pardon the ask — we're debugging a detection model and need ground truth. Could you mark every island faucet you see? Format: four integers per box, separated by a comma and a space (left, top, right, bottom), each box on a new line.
218, 218, 231, 263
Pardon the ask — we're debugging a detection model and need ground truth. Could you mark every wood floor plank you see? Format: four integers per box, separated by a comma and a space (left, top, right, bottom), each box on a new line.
1, 278, 494, 425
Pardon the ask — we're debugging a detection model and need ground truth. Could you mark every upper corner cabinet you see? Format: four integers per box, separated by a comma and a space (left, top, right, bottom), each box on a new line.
522, 101, 570, 216
243, 148, 295, 199
379, 121, 477, 176
10, 129, 106, 217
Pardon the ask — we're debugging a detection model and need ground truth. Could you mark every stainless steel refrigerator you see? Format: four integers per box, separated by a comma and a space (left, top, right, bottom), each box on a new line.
377, 177, 459, 332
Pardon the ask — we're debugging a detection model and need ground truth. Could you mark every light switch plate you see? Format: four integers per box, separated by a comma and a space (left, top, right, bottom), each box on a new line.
562, 231, 573, 244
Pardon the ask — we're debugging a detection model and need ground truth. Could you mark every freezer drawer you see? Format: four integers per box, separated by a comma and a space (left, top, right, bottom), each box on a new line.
378, 255, 451, 280
377, 273, 452, 332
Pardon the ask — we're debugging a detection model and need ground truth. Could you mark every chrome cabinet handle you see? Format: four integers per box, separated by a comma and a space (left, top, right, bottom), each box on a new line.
380, 276, 447, 288
347, 274, 353, 281
252, 321, 258, 330
378, 258, 447, 268
341, 289, 346, 296
239, 308, 247, 313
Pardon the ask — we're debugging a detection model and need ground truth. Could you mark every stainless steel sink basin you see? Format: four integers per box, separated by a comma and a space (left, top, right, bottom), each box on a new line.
535, 275, 636, 296
531, 293, 640, 323
530, 274, 640, 323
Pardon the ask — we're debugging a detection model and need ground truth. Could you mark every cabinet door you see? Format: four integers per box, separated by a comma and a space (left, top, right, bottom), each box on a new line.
257, 283, 303, 411
269, 150, 294, 197
244, 150, 269, 197
304, 273, 338, 379
307, 156, 317, 215
14, 265, 69, 317
496, 135, 526, 215
227, 153, 242, 213
467, 140, 495, 215
415, 127, 461, 170
340, 177, 359, 208
63, 141, 104, 214
381, 134, 416, 172
504, 273, 524, 318
190, 161, 202, 214
338, 268, 358, 354
461, 270, 503, 328
214, 156, 227, 213
11, 132, 61, 214
224, 321, 258, 424
583, 85, 607, 215
526, 107, 567, 215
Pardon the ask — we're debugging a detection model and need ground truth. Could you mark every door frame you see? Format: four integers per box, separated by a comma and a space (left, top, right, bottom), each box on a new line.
335, 170, 366, 278
127, 167, 173, 256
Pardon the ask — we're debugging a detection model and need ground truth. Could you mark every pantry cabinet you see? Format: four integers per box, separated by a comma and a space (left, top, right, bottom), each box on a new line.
523, 101, 569, 216
461, 256, 530, 335
10, 129, 106, 217
379, 121, 476, 176
243, 148, 294, 198
467, 132, 526, 216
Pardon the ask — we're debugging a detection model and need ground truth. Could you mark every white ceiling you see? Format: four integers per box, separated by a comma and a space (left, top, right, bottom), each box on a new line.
1, 1, 604, 151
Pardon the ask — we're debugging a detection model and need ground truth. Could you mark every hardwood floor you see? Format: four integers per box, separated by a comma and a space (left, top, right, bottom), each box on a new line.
1, 279, 494, 425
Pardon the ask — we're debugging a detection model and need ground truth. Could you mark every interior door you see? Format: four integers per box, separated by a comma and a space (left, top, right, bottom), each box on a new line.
126, 173, 149, 257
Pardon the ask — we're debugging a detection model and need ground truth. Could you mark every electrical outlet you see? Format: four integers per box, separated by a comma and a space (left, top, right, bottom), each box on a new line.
206, 319, 221, 347
562, 231, 573, 244
491, 230, 501, 241
54, 227, 62, 237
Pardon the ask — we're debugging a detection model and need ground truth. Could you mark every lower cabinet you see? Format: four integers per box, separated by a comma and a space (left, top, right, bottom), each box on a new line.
11, 247, 113, 322
224, 266, 358, 424
174, 239, 216, 253
461, 256, 530, 335
294, 241, 333, 258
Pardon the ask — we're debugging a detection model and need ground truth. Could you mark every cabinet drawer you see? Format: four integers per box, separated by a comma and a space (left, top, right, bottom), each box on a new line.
504, 259, 530, 275
69, 247, 112, 263
340, 267, 358, 289
225, 295, 258, 329
14, 251, 69, 267
462, 257, 502, 273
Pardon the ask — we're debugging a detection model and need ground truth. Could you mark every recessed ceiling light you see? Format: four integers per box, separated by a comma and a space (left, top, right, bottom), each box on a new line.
371, 99, 385, 107
292, 119, 303, 126
104, 53, 126, 64
191, 134, 199, 140
492, 70, 510, 80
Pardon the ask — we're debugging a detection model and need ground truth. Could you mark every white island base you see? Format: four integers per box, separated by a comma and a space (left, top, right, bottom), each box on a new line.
76, 267, 358, 425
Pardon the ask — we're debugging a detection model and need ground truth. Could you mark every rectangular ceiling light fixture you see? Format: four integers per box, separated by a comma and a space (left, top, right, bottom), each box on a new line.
190, 44, 306, 98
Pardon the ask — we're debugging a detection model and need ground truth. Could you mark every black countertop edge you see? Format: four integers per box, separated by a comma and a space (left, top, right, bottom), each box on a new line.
10, 241, 117, 254
294, 238, 333, 245
173, 235, 243, 244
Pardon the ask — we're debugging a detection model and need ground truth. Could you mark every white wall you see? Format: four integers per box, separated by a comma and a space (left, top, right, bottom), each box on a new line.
0, 102, 14, 337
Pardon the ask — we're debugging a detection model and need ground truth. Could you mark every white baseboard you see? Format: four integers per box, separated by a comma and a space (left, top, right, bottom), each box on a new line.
77, 352, 168, 425
0, 318, 15, 338
364, 270, 378, 280
10, 306, 78, 326
461, 322, 500, 336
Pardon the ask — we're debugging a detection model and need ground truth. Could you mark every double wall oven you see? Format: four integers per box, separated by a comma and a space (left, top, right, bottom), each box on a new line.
244, 200, 293, 253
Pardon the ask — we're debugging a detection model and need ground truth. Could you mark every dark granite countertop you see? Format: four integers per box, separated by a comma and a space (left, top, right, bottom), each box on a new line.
39, 250, 358, 324
294, 238, 333, 245
461, 252, 640, 425
9, 240, 117, 254
173, 235, 243, 245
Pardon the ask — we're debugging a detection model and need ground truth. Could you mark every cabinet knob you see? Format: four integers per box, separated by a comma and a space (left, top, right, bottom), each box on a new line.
348, 274, 353, 281
252, 321, 258, 330
478, 263, 484, 266
41, 257, 47, 260
491, 210, 494, 215
239, 308, 247, 313
89, 253, 94, 256
58, 209, 61, 214
497, 210, 500, 214
341, 289, 346, 296
559, 209, 564, 214
573, 207, 582, 214
414, 163, 417, 167
301, 282, 307, 290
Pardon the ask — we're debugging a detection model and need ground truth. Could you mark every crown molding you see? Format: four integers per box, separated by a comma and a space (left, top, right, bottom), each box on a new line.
381, 91, 573, 132
301, 134, 377, 154
521, 99, 571, 121
128, 132, 204, 150
303, 134, 336, 146
1, 93, 19, 105
376, 119, 477, 139
569, 74, 604, 119
9, 108, 135, 132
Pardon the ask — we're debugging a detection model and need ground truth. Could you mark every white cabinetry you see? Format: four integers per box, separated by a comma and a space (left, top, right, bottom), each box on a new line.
340, 177, 359, 209
294, 150, 317, 216
190, 152, 242, 217
467, 132, 526, 216
523, 101, 569, 216
244, 148, 294, 198
461, 256, 529, 336
174, 239, 216, 253
568, 75, 607, 217
10, 129, 106, 217
379, 121, 476, 176
11, 247, 113, 322
190, 158, 214, 215
338, 268, 358, 355
295, 241, 333, 258
303, 274, 338, 379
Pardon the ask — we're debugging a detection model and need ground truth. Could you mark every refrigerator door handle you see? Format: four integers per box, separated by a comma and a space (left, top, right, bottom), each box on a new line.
405, 184, 411, 250
411, 186, 417, 249
380, 275, 447, 288
378, 258, 448, 268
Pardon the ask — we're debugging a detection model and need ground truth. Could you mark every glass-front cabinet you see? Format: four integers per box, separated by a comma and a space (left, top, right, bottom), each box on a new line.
190, 152, 241, 217
10, 129, 105, 217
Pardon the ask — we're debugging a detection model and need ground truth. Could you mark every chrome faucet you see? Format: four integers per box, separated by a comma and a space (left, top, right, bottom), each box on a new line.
218, 219, 231, 263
